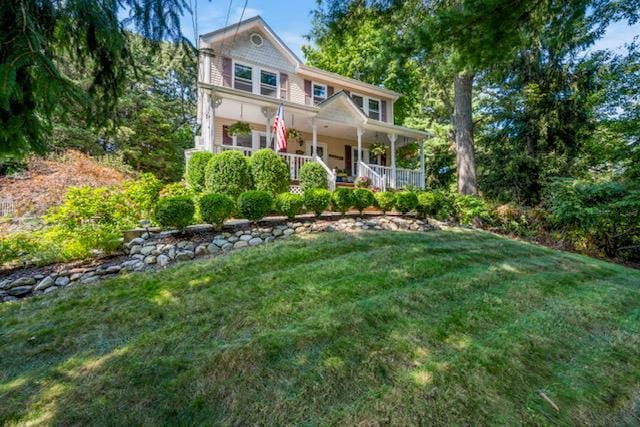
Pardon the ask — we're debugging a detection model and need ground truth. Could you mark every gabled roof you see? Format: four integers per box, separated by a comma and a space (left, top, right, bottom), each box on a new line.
199, 15, 302, 66
199, 16, 401, 100
316, 90, 368, 123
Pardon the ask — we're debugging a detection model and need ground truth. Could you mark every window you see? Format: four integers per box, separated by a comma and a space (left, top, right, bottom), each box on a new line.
234, 63, 253, 92
236, 134, 252, 148
260, 70, 278, 97
259, 134, 268, 148
368, 98, 380, 120
351, 94, 364, 112
313, 83, 327, 105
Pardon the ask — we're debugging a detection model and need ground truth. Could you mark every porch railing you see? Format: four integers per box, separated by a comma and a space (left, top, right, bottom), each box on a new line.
212, 144, 256, 157
280, 152, 313, 181
316, 156, 336, 191
396, 167, 422, 189
211, 144, 312, 182
358, 161, 386, 191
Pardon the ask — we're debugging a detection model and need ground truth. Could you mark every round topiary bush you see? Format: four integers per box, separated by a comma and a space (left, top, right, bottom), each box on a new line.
199, 193, 236, 230
416, 191, 437, 219
249, 149, 290, 195
237, 190, 273, 222
204, 150, 253, 198
395, 191, 419, 214
299, 162, 328, 191
186, 151, 213, 192
331, 188, 354, 215
352, 188, 375, 214
275, 193, 304, 220
154, 196, 195, 230
304, 188, 331, 218
374, 191, 396, 214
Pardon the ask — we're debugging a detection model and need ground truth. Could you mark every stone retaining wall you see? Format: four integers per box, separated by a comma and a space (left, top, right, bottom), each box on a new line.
0, 215, 437, 303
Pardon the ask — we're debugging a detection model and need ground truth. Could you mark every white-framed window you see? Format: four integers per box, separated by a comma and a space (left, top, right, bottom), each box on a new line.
368, 98, 380, 120
350, 93, 383, 120
231, 130, 269, 150
233, 62, 253, 92
260, 70, 278, 97
313, 83, 327, 105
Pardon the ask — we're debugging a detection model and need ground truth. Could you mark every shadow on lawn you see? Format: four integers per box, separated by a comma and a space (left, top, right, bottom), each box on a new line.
1, 230, 638, 425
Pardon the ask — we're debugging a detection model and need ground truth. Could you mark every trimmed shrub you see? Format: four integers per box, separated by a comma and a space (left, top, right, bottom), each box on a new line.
304, 189, 331, 218
275, 193, 304, 220
204, 150, 253, 198
154, 196, 195, 230
331, 188, 354, 215
249, 149, 290, 195
416, 192, 436, 218
395, 191, 418, 214
299, 162, 328, 191
199, 193, 235, 230
237, 190, 273, 222
374, 191, 396, 213
353, 188, 375, 214
186, 151, 213, 192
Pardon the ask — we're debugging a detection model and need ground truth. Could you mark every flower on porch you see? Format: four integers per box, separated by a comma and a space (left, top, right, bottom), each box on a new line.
286, 128, 304, 146
227, 121, 252, 137
355, 176, 372, 189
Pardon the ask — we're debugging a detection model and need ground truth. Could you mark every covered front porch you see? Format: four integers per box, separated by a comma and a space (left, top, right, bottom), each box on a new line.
196, 84, 429, 190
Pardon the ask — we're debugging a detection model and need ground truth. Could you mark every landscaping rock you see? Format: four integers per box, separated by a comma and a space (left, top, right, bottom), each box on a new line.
9, 277, 36, 289
8, 286, 33, 296
207, 244, 220, 254
175, 251, 194, 261
233, 241, 248, 249
55, 276, 70, 287
157, 254, 170, 267
239, 234, 253, 242
35, 276, 55, 291
144, 255, 157, 265
248, 237, 263, 246
195, 244, 208, 256
283, 228, 295, 236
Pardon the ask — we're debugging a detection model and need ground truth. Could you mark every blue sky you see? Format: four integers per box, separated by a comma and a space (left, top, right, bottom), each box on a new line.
180, 0, 639, 60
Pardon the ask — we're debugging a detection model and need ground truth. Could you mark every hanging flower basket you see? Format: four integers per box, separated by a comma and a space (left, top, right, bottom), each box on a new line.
286, 128, 304, 146
228, 121, 252, 137
369, 143, 387, 158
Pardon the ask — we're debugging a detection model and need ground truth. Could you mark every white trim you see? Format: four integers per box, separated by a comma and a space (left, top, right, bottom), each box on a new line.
232, 59, 280, 99
352, 146, 370, 176
312, 82, 327, 105
350, 92, 380, 120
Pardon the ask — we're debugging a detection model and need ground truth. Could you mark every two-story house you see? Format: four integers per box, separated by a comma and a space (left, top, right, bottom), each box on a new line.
191, 16, 428, 190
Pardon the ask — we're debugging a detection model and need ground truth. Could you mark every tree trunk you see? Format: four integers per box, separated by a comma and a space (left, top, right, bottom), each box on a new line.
454, 72, 478, 195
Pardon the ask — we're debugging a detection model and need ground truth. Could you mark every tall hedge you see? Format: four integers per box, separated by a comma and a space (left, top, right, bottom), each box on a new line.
299, 162, 328, 191
204, 150, 253, 198
186, 151, 213, 192
249, 149, 290, 195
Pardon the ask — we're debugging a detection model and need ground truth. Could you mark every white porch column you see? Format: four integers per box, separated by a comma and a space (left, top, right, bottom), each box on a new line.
261, 107, 276, 150
206, 96, 222, 152
356, 127, 364, 175
419, 141, 426, 190
312, 121, 318, 156
388, 134, 397, 189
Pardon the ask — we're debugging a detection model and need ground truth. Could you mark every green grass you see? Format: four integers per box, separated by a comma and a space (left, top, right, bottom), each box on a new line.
1, 230, 640, 425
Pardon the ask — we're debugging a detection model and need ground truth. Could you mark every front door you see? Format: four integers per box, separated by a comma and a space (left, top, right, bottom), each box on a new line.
352, 147, 370, 176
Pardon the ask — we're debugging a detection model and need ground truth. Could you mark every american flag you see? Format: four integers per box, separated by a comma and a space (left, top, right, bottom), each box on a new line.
272, 103, 287, 151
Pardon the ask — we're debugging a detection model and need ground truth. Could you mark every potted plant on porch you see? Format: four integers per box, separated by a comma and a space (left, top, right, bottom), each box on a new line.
227, 121, 252, 137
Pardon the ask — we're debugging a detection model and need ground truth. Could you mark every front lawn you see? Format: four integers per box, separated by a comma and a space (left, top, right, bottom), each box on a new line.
1, 230, 639, 425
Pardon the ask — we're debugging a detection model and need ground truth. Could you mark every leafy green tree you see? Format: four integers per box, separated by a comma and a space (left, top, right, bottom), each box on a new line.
0, 0, 190, 164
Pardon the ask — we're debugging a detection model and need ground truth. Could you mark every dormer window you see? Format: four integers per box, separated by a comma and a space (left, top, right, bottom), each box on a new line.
260, 70, 278, 97
313, 83, 327, 105
234, 63, 253, 92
